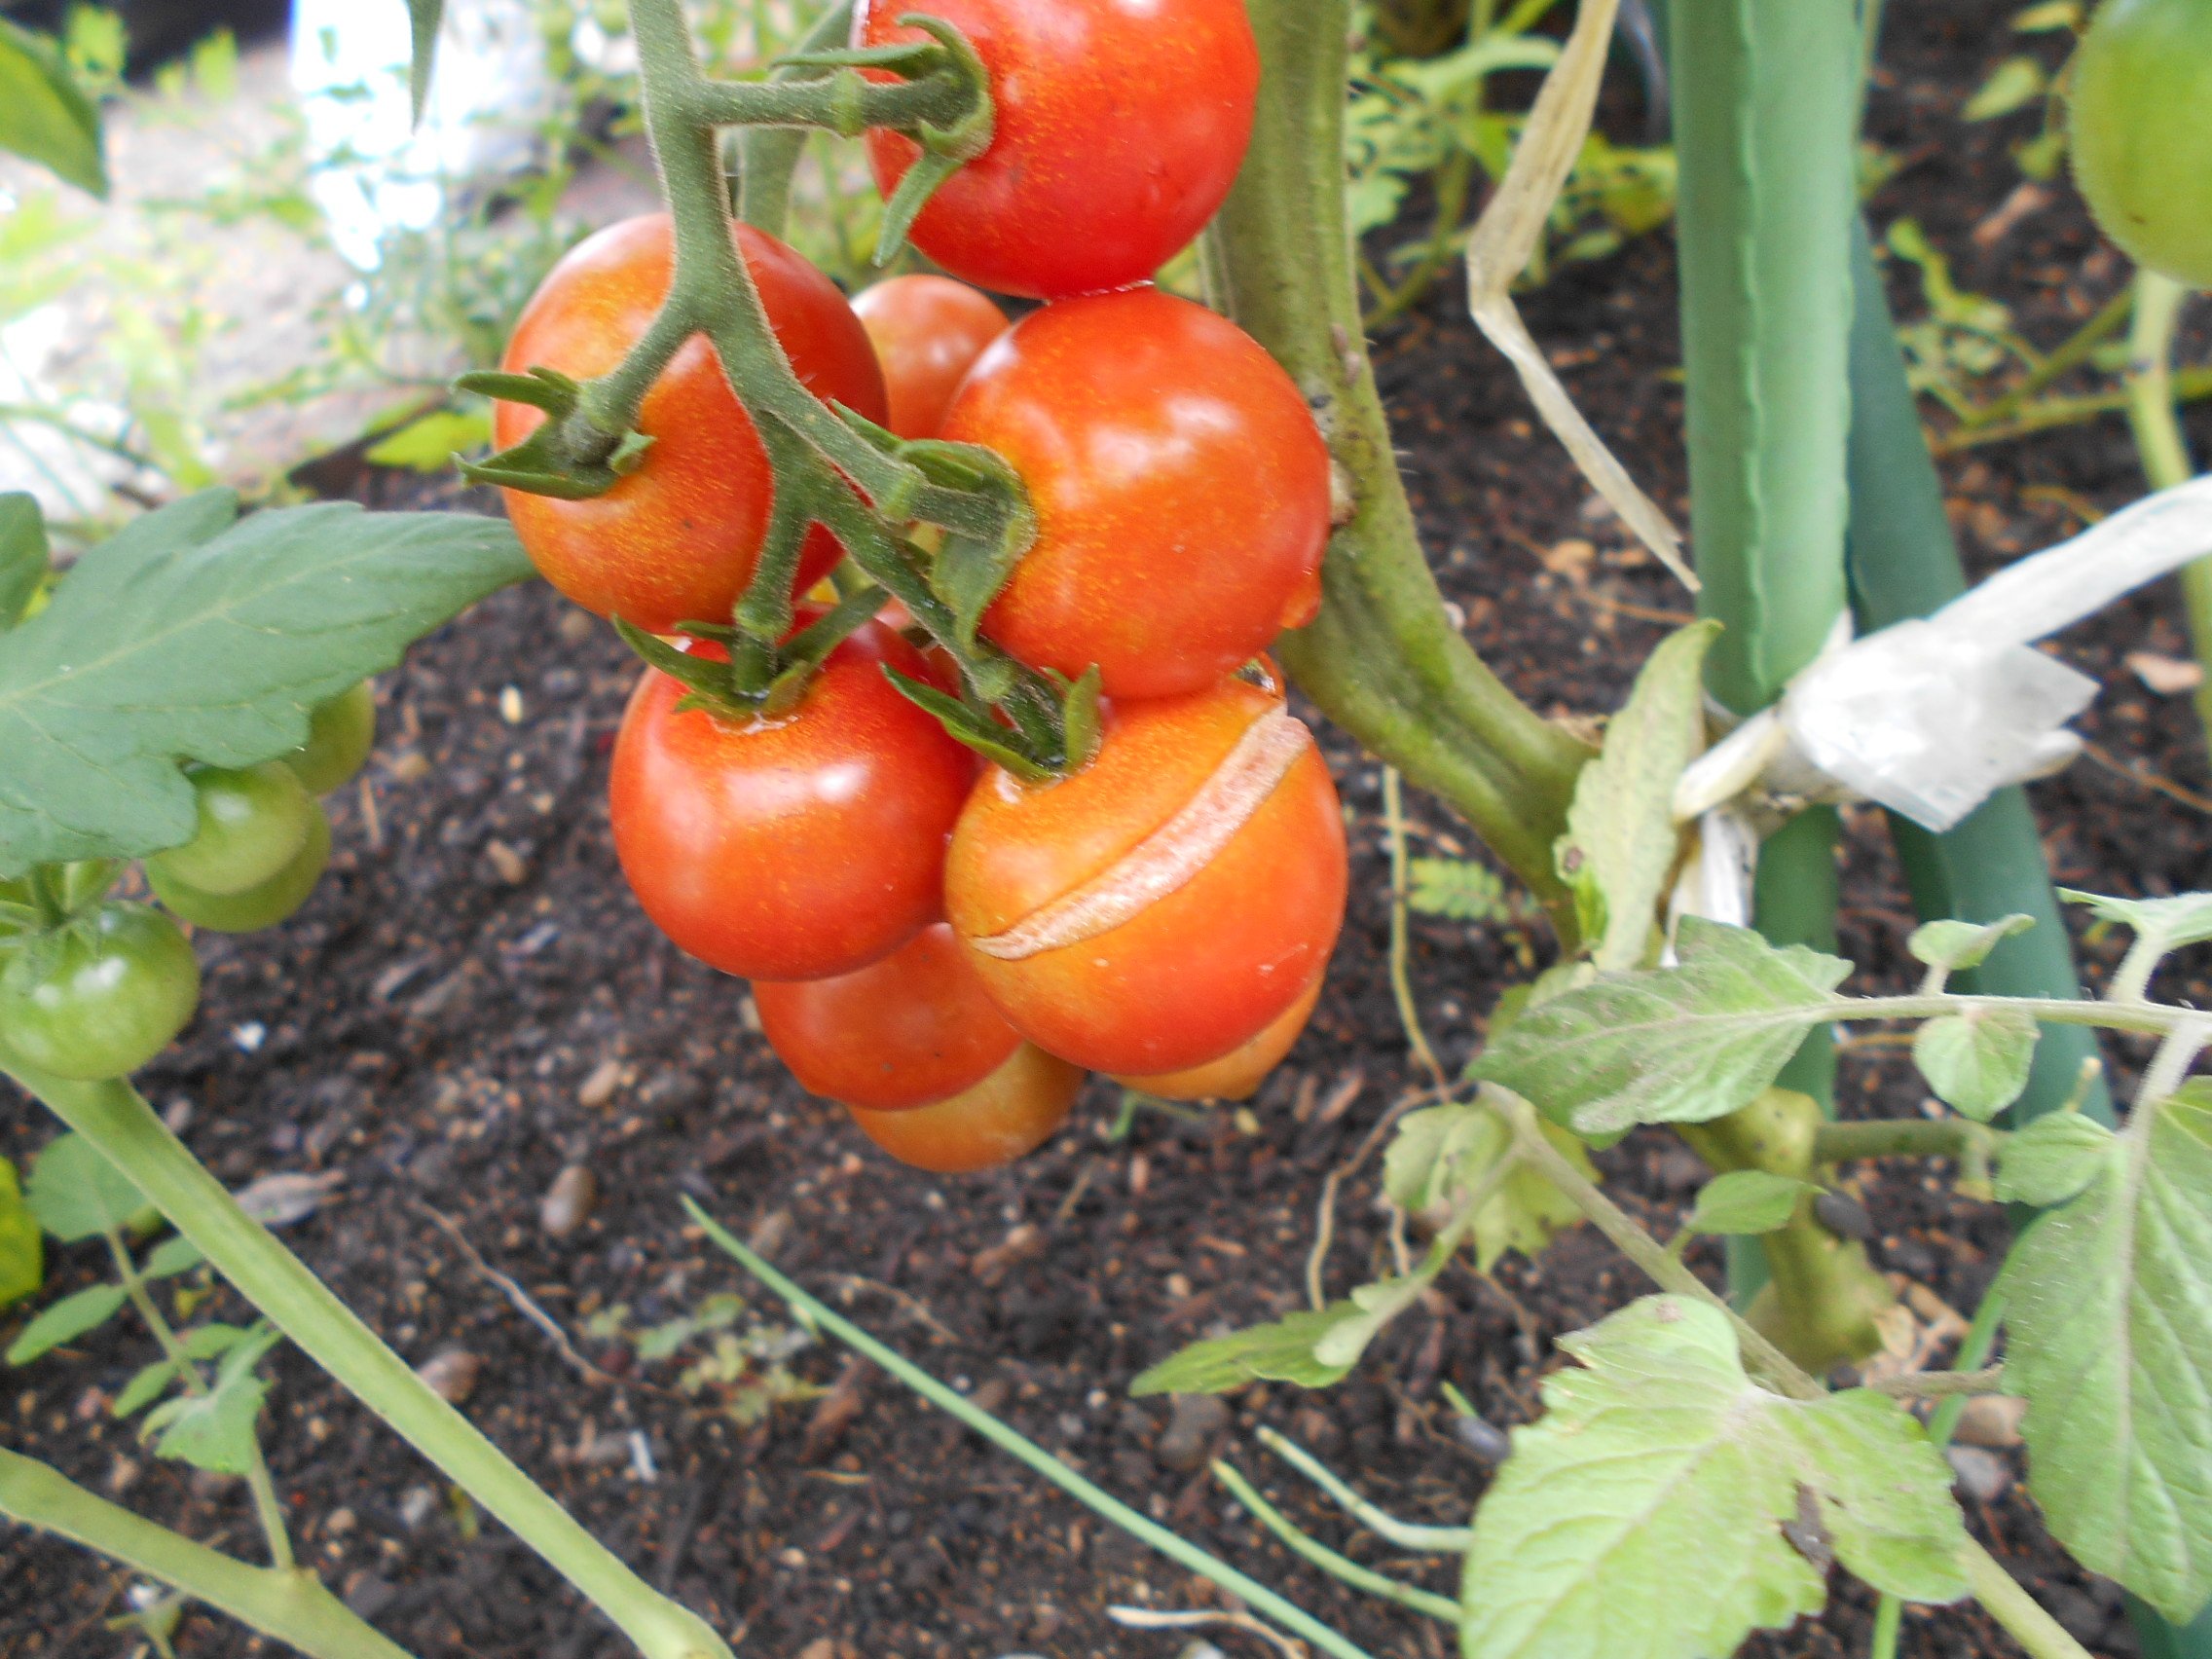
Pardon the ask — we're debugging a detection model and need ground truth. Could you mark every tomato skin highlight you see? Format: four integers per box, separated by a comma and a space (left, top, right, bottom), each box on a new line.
941, 289, 1331, 699
609, 627, 976, 982
845, 1042, 1084, 1173
756, 923, 1021, 1110
150, 803, 330, 935
148, 762, 314, 898
285, 681, 377, 796
0, 903, 201, 1082
856, 0, 1259, 299
946, 679, 1347, 1075
851, 276, 1010, 440
494, 214, 888, 633
2069, 0, 2212, 287
1113, 968, 1322, 1102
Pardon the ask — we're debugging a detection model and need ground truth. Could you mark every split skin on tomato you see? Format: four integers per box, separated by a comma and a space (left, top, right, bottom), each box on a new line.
845, 1043, 1084, 1173
0, 903, 201, 1082
609, 623, 976, 982
946, 677, 1347, 1076
856, 0, 1258, 299
494, 214, 889, 633
755, 922, 1020, 1110
851, 276, 1009, 440
942, 288, 1331, 699
2069, 0, 2212, 288
1114, 968, 1322, 1102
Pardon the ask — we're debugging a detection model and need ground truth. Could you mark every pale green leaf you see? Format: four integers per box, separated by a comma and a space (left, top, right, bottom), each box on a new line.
0, 1158, 40, 1310
1963, 55, 2047, 121
0, 18, 105, 197
2011, 1, 2083, 29
2060, 889, 2212, 976
1469, 918, 1850, 1134
0, 493, 48, 632
5, 1282, 127, 1363
1906, 913, 2035, 977
2003, 1083, 2212, 1621
141, 1235, 204, 1280
1383, 1100, 1592, 1272
110, 1357, 182, 1419
0, 491, 530, 876
1912, 1006, 2038, 1121
1461, 1298, 1968, 1659
1555, 622, 1716, 972
1128, 1307, 1364, 1396
1995, 1111, 2117, 1207
25, 1133, 152, 1243
141, 1321, 280, 1474
1407, 857, 1520, 923
365, 408, 491, 473
1684, 1169, 1818, 1236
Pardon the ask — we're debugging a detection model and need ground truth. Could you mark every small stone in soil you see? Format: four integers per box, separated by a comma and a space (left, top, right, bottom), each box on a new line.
397, 1485, 435, 1530
1156, 1394, 1231, 1472
577, 1057, 625, 1108
416, 1346, 482, 1405
540, 1164, 598, 1239
1945, 1443, 2013, 1504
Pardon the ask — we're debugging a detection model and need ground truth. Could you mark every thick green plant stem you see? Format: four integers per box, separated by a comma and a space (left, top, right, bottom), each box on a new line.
8, 1068, 731, 1659
1210, 0, 1594, 939
0, 1447, 417, 1659
734, 1, 857, 237
2123, 271, 2212, 758
1842, 215, 2116, 1129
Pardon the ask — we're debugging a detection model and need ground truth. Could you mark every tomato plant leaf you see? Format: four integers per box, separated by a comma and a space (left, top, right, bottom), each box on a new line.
1555, 620, 1716, 972
1128, 1306, 1366, 1396
1461, 1297, 1968, 1659
1962, 55, 2047, 121
1383, 1099, 1592, 1272
109, 1356, 183, 1419
0, 18, 106, 198
0, 493, 49, 632
2001, 1081, 2212, 1622
1683, 1169, 1819, 1236
1911, 1006, 2038, 1121
5, 1283, 128, 1364
1905, 913, 2035, 977
0, 491, 531, 876
364, 407, 490, 473
2059, 889, 2212, 987
1407, 857, 1522, 923
25, 1133, 153, 1243
140, 1320, 280, 1475
0, 1158, 42, 1311
406, 0, 443, 125
1468, 918, 1850, 1134
1995, 1110, 2115, 1207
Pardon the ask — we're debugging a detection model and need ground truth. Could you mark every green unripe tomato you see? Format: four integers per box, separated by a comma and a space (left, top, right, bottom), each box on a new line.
0, 903, 201, 1081
2069, 0, 2212, 288
284, 681, 378, 796
149, 803, 330, 935
149, 761, 313, 897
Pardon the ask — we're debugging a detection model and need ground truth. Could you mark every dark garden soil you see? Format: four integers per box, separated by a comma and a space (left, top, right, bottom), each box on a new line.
6, 1, 2211, 1655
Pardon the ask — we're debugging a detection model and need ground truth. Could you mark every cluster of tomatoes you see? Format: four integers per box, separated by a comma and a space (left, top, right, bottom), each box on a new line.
492, 0, 1348, 1173
0, 684, 375, 1083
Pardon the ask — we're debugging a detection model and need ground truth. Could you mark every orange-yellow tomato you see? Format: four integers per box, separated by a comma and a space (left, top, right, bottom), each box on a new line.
494, 214, 888, 633
1113, 969, 1322, 1101
945, 678, 1346, 1075
846, 1043, 1085, 1172
851, 275, 1010, 440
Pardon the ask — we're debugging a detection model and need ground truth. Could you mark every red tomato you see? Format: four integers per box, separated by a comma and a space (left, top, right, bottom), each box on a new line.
608, 624, 972, 981
855, 0, 1259, 299
946, 678, 1346, 1075
494, 214, 888, 634
1115, 969, 1321, 1102
846, 1042, 1084, 1172
756, 923, 1020, 1109
941, 288, 1330, 699
851, 276, 1010, 439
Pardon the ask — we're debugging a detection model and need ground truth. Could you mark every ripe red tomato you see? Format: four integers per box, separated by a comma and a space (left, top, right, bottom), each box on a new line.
756, 923, 1020, 1109
845, 1042, 1084, 1173
608, 623, 974, 981
851, 276, 1010, 440
855, 0, 1259, 299
494, 214, 888, 634
1115, 969, 1321, 1102
941, 288, 1330, 699
946, 678, 1346, 1075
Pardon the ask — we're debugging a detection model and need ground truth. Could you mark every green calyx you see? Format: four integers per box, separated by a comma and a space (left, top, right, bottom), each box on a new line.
450, 367, 656, 501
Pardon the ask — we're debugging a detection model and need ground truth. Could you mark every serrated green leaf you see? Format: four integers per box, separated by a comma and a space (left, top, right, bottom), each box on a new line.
0, 18, 106, 198
407, 0, 443, 124
1555, 621, 1715, 973
0, 1159, 41, 1310
1128, 1306, 1365, 1396
0, 494, 49, 632
2002, 1083, 2212, 1621
1408, 857, 1520, 923
1684, 1169, 1819, 1235
141, 1320, 280, 1474
1382, 1100, 1592, 1272
1461, 1297, 1968, 1659
110, 1356, 182, 1419
1963, 55, 2046, 121
364, 408, 491, 473
1912, 1006, 2038, 1121
1469, 918, 1850, 1134
5, 1282, 128, 1364
0, 492, 531, 876
26, 1133, 152, 1242
1995, 1111, 2116, 1207
1905, 913, 2035, 977
2060, 889, 2212, 989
